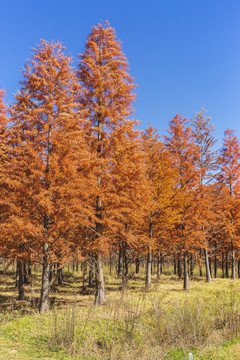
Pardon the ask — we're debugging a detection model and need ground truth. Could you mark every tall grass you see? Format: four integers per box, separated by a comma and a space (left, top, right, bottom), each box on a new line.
49, 286, 240, 359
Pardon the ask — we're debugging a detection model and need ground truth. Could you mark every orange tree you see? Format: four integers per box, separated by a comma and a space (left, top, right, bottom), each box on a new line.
6, 40, 93, 313
218, 129, 240, 279
165, 114, 197, 290
191, 110, 217, 282
78, 22, 136, 305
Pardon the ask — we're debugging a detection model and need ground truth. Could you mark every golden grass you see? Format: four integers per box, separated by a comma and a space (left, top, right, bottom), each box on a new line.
1, 264, 240, 359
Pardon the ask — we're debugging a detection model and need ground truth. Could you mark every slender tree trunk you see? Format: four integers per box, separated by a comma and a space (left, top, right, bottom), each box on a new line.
222, 251, 225, 278
135, 256, 140, 274
160, 253, 163, 274
173, 254, 177, 275
89, 265, 93, 286
15, 260, 19, 288
225, 251, 229, 278
204, 248, 212, 283
117, 248, 122, 276
17, 259, 24, 300
28, 262, 32, 276
190, 254, 193, 277
23, 262, 28, 285
82, 261, 87, 291
94, 255, 106, 306
183, 251, 190, 290
57, 264, 63, 285
199, 249, 203, 277
177, 253, 182, 279
214, 242, 217, 278
146, 219, 152, 289
146, 246, 152, 289
231, 242, 236, 280
122, 241, 128, 286
214, 253, 217, 278
109, 252, 112, 276
39, 242, 50, 314
157, 250, 161, 280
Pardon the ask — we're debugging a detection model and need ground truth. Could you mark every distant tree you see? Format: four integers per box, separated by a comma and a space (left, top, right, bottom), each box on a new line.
218, 129, 240, 279
165, 114, 197, 290
192, 110, 217, 282
141, 126, 177, 289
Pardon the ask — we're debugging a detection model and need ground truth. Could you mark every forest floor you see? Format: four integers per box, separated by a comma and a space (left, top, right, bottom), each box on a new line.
1, 264, 240, 359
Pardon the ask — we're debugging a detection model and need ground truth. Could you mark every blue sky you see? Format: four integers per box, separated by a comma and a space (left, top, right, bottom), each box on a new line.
1, 0, 239, 147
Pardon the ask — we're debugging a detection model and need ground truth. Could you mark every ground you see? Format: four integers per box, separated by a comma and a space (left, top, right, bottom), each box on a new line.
1, 263, 240, 359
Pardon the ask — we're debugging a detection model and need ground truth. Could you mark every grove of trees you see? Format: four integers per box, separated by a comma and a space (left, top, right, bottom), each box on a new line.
1, 22, 240, 314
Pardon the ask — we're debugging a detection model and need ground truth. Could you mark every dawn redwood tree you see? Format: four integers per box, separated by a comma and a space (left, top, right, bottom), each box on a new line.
165, 114, 197, 290
218, 129, 240, 279
0, 89, 9, 256
107, 121, 149, 285
192, 110, 217, 282
8, 40, 93, 313
141, 127, 177, 289
78, 22, 136, 305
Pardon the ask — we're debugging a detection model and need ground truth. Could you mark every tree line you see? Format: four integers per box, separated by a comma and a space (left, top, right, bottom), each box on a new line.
1, 22, 240, 314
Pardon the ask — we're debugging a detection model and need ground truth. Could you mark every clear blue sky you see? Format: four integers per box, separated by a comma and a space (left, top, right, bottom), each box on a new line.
1, 0, 239, 146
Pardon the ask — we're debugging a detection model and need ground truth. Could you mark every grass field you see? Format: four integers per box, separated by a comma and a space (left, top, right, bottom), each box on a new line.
1, 264, 240, 359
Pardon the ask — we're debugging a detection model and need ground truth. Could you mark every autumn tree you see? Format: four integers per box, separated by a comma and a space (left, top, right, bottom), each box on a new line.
191, 110, 217, 282
218, 129, 240, 279
141, 127, 177, 288
165, 114, 197, 290
7, 40, 93, 313
78, 22, 136, 305
106, 121, 150, 285
0, 89, 9, 258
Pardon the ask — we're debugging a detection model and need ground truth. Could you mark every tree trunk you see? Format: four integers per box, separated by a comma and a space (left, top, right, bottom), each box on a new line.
82, 261, 87, 291
214, 242, 217, 278
57, 263, 63, 285
222, 251, 225, 278
225, 251, 229, 278
23, 262, 28, 285
146, 220, 152, 290
15, 260, 19, 288
160, 253, 163, 274
135, 256, 140, 274
231, 245, 236, 279
122, 242, 128, 286
94, 255, 106, 306
157, 250, 161, 280
109, 252, 112, 276
89, 265, 93, 286
173, 254, 177, 275
199, 249, 203, 277
204, 248, 212, 283
17, 259, 24, 300
190, 254, 193, 277
177, 254, 182, 279
118, 248, 122, 276
28, 262, 32, 276
183, 251, 190, 290
146, 246, 152, 289
39, 242, 50, 314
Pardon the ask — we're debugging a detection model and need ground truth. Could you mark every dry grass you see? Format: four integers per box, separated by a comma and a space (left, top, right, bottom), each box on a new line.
1, 264, 240, 359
